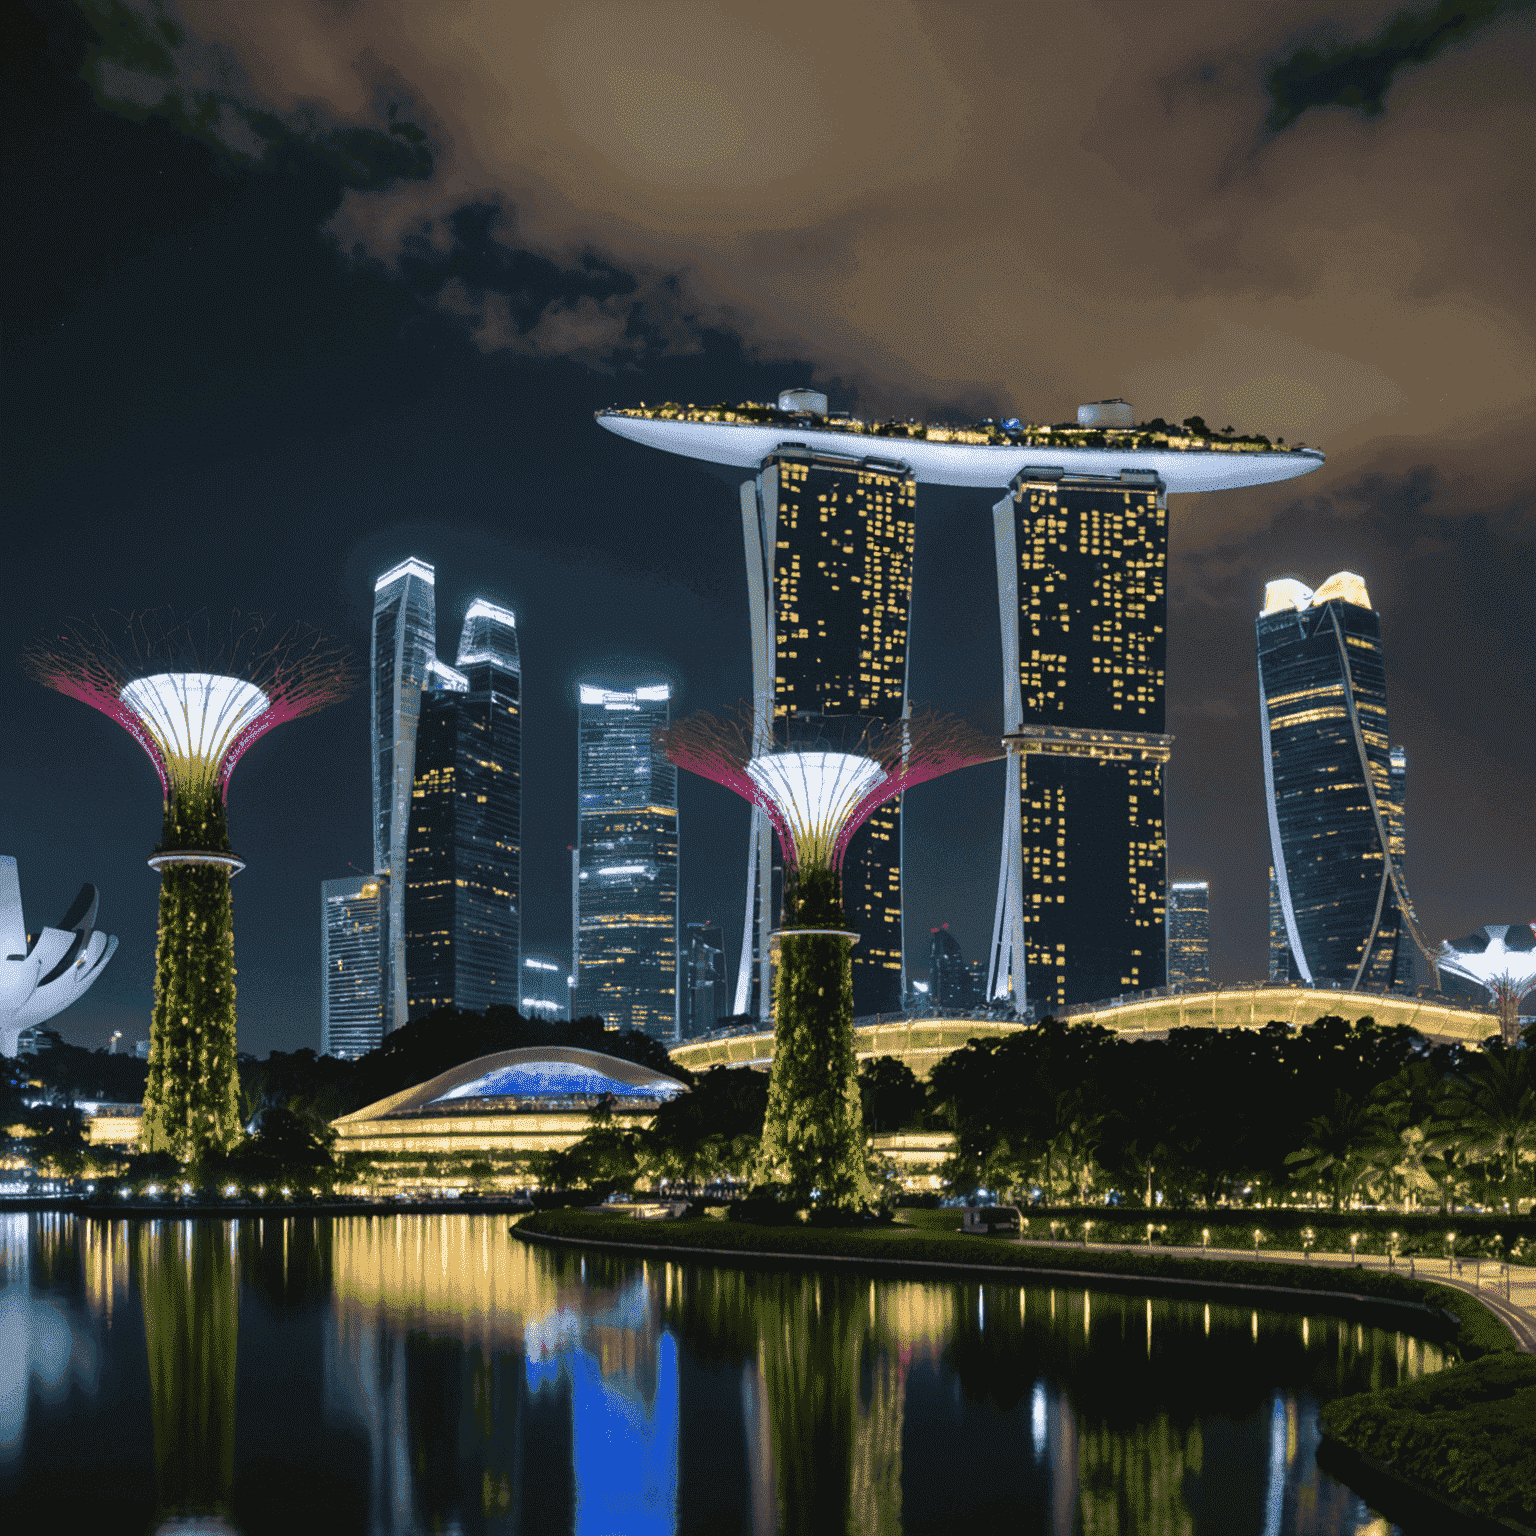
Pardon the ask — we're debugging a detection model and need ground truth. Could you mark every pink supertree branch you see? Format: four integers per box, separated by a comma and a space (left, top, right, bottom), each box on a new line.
24, 610, 355, 801
660, 703, 1001, 873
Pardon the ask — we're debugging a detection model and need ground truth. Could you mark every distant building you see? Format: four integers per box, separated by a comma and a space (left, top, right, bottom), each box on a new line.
1166, 881, 1211, 986
1257, 572, 1429, 987
134, 1039, 150, 1060
520, 954, 569, 1021
321, 875, 388, 1060
929, 925, 974, 1009
573, 683, 678, 1040
404, 599, 522, 1019
16, 1026, 62, 1056
990, 463, 1170, 1010
372, 558, 437, 1030
681, 921, 726, 1040
1267, 866, 1292, 983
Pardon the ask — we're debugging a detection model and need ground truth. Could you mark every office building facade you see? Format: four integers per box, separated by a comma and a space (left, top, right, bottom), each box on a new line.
321, 875, 388, 1060
681, 921, 726, 1040
372, 558, 437, 1030
1166, 880, 1211, 987
520, 954, 570, 1021
990, 469, 1171, 1011
735, 446, 916, 1019
1257, 572, 1427, 987
1267, 866, 1292, 982
404, 599, 522, 1019
929, 925, 975, 1009
574, 683, 678, 1040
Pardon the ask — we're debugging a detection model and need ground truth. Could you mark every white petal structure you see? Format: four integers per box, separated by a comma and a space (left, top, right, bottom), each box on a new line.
0, 856, 118, 1056
746, 751, 885, 869
119, 672, 269, 779
1437, 924, 1536, 994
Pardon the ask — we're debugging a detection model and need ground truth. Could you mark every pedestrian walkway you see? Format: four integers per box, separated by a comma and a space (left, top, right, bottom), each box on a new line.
1017, 1237, 1536, 1352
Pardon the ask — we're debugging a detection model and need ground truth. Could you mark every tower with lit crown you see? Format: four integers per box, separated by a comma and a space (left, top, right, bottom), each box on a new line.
1256, 572, 1431, 987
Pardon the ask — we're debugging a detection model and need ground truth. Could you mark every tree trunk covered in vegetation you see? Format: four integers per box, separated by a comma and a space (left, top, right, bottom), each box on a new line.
141, 787, 243, 1161
756, 866, 873, 1209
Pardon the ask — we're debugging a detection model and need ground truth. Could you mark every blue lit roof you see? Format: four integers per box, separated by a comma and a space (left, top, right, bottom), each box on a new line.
332, 1045, 689, 1125
431, 1059, 683, 1104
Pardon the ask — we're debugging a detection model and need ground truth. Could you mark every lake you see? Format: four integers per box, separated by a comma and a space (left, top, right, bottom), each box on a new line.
0, 1211, 1443, 1534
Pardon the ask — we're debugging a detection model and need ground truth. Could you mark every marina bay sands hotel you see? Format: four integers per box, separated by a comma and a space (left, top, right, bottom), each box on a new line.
598, 393, 1324, 1019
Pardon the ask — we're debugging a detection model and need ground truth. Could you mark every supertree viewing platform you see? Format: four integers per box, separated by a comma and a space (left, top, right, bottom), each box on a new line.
661, 705, 999, 1207
25, 614, 352, 1161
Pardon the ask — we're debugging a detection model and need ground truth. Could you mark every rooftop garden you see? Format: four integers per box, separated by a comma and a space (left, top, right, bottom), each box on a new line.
602, 402, 1310, 454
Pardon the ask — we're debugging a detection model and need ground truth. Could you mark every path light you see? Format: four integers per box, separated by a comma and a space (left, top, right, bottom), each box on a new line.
1349, 1232, 1360, 1262
1253, 1228, 1264, 1258
1083, 1220, 1094, 1247
223, 1184, 238, 1198
280, 1186, 292, 1198
1201, 1227, 1210, 1253
1146, 1222, 1154, 1246
1303, 1227, 1315, 1259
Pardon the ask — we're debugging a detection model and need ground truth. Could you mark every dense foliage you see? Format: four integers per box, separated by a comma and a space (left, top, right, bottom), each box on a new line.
927, 1014, 1536, 1211
1322, 1354, 1536, 1527
141, 861, 242, 1162
756, 868, 872, 1210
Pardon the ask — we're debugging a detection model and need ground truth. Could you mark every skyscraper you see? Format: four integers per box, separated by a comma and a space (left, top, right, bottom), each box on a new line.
990, 462, 1171, 1010
929, 925, 974, 1009
520, 954, 569, 1020
681, 920, 725, 1039
574, 683, 678, 1039
1166, 881, 1211, 987
404, 599, 522, 1019
736, 440, 916, 1019
321, 875, 387, 1059
1267, 866, 1292, 982
372, 557, 437, 1030
1257, 572, 1429, 987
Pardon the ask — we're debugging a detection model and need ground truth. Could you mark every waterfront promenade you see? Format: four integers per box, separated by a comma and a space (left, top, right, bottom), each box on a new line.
1011, 1235, 1536, 1352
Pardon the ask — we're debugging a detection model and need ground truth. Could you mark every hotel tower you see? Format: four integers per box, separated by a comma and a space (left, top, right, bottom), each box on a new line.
597, 391, 1322, 1015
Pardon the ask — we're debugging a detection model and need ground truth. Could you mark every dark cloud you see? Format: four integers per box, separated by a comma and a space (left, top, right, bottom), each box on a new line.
1264, 0, 1532, 130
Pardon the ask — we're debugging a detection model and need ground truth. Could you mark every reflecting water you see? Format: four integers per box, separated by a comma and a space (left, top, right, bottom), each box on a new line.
0, 1212, 1441, 1534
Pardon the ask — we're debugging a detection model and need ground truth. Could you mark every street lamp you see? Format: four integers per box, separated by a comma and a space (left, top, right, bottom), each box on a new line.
1349, 1232, 1360, 1263
1302, 1227, 1315, 1259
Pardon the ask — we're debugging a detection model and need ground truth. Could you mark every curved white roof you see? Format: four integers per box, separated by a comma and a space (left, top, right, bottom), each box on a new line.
597, 412, 1325, 494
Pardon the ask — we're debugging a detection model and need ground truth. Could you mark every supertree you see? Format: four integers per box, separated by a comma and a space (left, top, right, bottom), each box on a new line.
24, 612, 353, 1161
1436, 927, 1536, 1047
660, 704, 1000, 1208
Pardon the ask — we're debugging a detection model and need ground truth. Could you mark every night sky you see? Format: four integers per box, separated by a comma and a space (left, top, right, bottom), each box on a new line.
5, 0, 1532, 1059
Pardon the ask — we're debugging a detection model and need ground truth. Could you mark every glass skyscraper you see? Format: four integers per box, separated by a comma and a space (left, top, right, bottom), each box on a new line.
680, 920, 725, 1039
1257, 572, 1426, 987
929, 924, 975, 1009
404, 599, 522, 1019
990, 469, 1171, 1010
1267, 866, 1292, 982
1166, 881, 1211, 986
736, 447, 916, 1019
574, 683, 678, 1040
520, 953, 569, 1020
372, 557, 437, 1031
321, 875, 387, 1060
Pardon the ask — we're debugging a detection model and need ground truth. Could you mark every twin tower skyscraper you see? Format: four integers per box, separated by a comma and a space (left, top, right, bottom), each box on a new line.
322, 557, 680, 1059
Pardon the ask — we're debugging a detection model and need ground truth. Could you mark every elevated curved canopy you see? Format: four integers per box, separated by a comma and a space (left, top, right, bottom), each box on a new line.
119, 672, 269, 780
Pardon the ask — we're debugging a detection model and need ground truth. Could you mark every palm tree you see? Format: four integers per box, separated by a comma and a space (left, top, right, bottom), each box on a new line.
1284, 1090, 1388, 1210
1437, 1048, 1536, 1206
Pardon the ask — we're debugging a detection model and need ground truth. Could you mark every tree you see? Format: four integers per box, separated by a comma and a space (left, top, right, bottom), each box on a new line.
858, 1056, 926, 1134
1283, 1089, 1388, 1209
1437, 1045, 1536, 1205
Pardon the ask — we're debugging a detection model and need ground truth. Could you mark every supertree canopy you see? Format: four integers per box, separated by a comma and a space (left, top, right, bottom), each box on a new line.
25, 612, 353, 1161
661, 704, 999, 1208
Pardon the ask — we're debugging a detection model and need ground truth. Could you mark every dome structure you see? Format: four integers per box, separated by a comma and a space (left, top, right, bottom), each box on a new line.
336, 1046, 687, 1126
0, 856, 117, 1057
1437, 924, 1536, 1045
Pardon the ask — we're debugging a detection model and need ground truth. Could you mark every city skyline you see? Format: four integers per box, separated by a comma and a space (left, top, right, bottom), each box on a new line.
6, 1, 1531, 1057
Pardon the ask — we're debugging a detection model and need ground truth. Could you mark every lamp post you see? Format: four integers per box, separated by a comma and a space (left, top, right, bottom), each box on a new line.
1302, 1227, 1315, 1260
1349, 1232, 1360, 1265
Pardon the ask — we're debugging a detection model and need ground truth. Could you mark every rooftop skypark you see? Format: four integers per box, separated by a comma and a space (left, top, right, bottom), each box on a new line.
597, 391, 1326, 493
